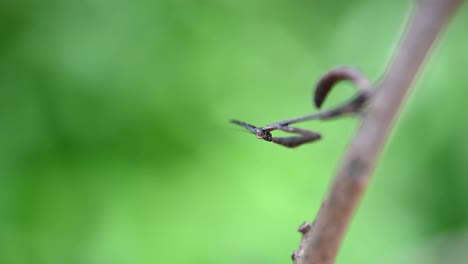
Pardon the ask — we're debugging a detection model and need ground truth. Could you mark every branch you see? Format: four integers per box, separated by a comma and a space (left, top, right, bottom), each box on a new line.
294, 0, 463, 263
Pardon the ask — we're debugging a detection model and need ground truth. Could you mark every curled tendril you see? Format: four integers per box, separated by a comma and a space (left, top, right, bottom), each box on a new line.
314, 66, 372, 109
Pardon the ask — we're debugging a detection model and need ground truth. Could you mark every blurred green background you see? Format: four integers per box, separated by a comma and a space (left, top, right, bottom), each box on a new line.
1, 1, 468, 263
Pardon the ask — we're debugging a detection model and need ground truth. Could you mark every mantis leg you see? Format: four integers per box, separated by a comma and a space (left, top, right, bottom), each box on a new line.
271, 126, 321, 148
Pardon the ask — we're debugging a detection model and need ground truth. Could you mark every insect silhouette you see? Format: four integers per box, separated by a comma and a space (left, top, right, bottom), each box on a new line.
231, 67, 373, 148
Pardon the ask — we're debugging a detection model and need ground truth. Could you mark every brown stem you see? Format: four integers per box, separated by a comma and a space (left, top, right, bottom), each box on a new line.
296, 0, 462, 263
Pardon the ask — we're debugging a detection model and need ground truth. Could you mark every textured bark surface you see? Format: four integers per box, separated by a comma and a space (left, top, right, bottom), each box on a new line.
294, 1, 463, 263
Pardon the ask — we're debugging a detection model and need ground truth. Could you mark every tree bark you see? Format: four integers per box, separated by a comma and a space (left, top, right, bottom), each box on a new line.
294, 0, 463, 263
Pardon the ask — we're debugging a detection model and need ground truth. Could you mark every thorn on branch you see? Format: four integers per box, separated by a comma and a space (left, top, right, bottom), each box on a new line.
292, 222, 313, 264
292, 201, 326, 263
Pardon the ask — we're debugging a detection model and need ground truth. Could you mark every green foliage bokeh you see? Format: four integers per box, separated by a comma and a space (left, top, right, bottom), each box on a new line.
1, 1, 468, 263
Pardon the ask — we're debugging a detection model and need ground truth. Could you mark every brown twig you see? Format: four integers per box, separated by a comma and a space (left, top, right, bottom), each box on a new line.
295, 0, 462, 264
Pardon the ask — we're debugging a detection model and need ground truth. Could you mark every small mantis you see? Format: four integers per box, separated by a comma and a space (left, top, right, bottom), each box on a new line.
231, 67, 373, 148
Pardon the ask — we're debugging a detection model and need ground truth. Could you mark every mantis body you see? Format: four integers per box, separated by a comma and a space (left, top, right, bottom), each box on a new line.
231, 67, 373, 148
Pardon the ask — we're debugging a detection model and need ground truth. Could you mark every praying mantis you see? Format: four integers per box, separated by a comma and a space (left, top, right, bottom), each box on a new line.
230, 66, 373, 148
